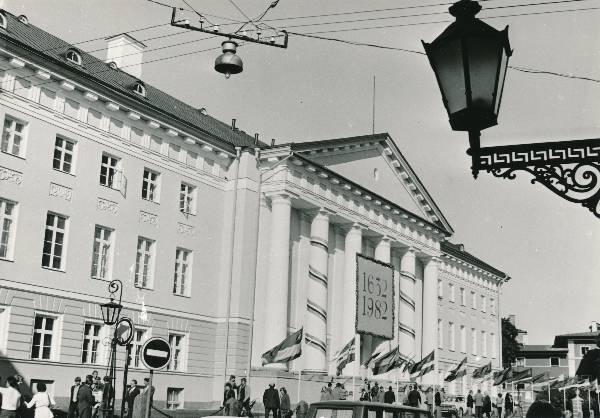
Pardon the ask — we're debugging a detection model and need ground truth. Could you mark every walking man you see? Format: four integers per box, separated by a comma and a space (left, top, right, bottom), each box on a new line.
407, 385, 421, 408
238, 378, 251, 417
474, 390, 484, 418
467, 390, 474, 417
69, 377, 81, 418
125, 380, 139, 418
262, 383, 279, 418
384, 387, 395, 404
77, 375, 95, 418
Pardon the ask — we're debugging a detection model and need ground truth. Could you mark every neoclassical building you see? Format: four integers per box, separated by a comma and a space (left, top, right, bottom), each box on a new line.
0, 8, 509, 409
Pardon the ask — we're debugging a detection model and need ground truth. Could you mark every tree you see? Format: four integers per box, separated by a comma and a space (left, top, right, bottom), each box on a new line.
502, 317, 523, 368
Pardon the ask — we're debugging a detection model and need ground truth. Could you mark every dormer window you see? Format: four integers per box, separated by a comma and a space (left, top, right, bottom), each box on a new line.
107, 61, 118, 70
17, 15, 28, 25
65, 49, 82, 66
133, 82, 146, 97
0, 12, 7, 30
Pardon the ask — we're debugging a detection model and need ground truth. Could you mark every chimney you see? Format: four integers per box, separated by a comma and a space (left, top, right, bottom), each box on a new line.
105, 33, 146, 79
231, 118, 236, 130
508, 314, 516, 326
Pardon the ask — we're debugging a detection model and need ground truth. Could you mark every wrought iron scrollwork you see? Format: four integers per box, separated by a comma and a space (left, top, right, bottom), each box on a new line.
474, 138, 600, 218
108, 279, 123, 305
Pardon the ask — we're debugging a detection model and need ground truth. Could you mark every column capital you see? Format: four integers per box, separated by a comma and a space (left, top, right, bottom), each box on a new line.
266, 191, 296, 205
400, 246, 418, 257
424, 256, 441, 266
305, 207, 334, 220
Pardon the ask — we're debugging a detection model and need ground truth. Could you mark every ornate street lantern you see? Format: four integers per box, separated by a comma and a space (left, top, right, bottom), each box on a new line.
100, 280, 123, 326
215, 40, 243, 79
422, 0, 512, 139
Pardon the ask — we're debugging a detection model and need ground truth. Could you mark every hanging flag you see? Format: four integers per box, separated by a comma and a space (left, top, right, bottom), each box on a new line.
445, 357, 468, 382
472, 362, 492, 379
507, 368, 532, 384
493, 366, 513, 386
363, 340, 391, 368
410, 350, 435, 380
531, 373, 548, 384
261, 328, 303, 365
373, 346, 405, 375
335, 337, 355, 376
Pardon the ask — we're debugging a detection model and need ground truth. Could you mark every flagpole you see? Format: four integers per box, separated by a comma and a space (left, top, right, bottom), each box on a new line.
353, 333, 358, 401
297, 369, 302, 403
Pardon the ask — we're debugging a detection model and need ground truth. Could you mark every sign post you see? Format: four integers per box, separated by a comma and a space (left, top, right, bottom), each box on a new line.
140, 337, 171, 418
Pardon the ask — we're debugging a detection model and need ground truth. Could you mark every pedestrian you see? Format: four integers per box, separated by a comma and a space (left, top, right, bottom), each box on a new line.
495, 393, 503, 418
333, 384, 345, 401
91, 371, 99, 382
377, 386, 385, 403
525, 400, 560, 418
279, 388, 291, 418
132, 378, 154, 418
0, 376, 22, 418
125, 380, 139, 418
225, 395, 241, 417
91, 378, 102, 418
295, 400, 308, 418
384, 387, 395, 404
25, 382, 55, 418
223, 383, 235, 413
483, 393, 492, 418
228, 376, 239, 399
69, 377, 81, 418
77, 376, 95, 418
467, 390, 474, 417
435, 388, 442, 418
238, 378, 251, 416
425, 388, 434, 415
15, 375, 31, 418
370, 383, 379, 402
407, 385, 421, 408
474, 390, 484, 418
262, 383, 279, 418
504, 393, 513, 418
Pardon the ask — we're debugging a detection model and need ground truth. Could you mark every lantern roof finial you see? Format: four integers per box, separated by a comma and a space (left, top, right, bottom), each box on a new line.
449, 0, 482, 20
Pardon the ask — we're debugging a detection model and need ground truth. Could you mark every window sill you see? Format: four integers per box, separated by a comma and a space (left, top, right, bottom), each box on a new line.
1, 150, 26, 160
134, 284, 154, 291
142, 198, 160, 205
99, 184, 120, 192
0, 257, 14, 263
42, 266, 66, 273
53, 168, 76, 177
173, 293, 191, 299
179, 210, 196, 217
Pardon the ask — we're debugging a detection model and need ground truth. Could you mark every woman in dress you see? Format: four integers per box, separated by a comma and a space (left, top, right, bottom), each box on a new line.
279, 388, 291, 418
26, 382, 55, 418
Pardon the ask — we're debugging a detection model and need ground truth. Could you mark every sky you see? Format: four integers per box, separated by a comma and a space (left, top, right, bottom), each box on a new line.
4, 0, 600, 344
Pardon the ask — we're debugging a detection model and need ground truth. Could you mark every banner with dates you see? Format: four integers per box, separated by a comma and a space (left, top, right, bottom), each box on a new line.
355, 254, 395, 339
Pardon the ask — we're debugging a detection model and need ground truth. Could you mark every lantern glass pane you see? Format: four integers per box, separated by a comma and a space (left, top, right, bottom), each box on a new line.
467, 36, 501, 111
494, 49, 509, 115
430, 39, 467, 114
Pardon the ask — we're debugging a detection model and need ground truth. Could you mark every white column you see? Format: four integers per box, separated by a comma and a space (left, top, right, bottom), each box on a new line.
305, 209, 330, 373
399, 248, 417, 360
422, 257, 439, 383
263, 193, 292, 369
342, 223, 362, 374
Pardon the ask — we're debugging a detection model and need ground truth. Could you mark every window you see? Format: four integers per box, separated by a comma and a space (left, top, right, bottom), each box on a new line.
515, 357, 525, 367
42, 213, 68, 270
53, 136, 75, 173
0, 13, 6, 30
173, 248, 192, 296
449, 322, 455, 351
109, 118, 123, 136
0, 198, 17, 260
471, 328, 477, 355
481, 331, 487, 357
66, 49, 82, 65
471, 291, 477, 309
30, 380, 55, 398
82, 322, 103, 364
130, 127, 144, 146
460, 288, 466, 306
179, 183, 196, 215
39, 88, 56, 108
481, 295, 486, 313
91, 226, 113, 280
460, 325, 467, 353
99, 154, 120, 188
449, 283, 455, 302
550, 357, 559, 367
87, 108, 102, 128
438, 319, 443, 349
0, 306, 10, 354
2, 115, 27, 157
142, 169, 160, 202
168, 333, 185, 371
135, 237, 155, 289
130, 328, 149, 368
166, 388, 183, 410
581, 346, 590, 356
491, 333, 497, 358
490, 298, 495, 313
133, 82, 146, 97
31, 315, 56, 360
64, 98, 80, 119
438, 279, 443, 298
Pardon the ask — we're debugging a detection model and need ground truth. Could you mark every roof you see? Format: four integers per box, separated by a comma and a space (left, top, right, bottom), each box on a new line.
518, 345, 568, 354
554, 331, 599, 348
441, 240, 510, 279
0, 10, 265, 151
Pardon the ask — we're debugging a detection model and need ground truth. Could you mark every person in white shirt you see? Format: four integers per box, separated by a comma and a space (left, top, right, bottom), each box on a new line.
0, 376, 22, 418
26, 382, 55, 418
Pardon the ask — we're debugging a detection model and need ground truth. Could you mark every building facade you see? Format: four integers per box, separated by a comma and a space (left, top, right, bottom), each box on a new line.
0, 9, 509, 409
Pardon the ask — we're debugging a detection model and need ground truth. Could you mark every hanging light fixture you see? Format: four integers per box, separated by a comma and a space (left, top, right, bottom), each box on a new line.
214, 40, 243, 79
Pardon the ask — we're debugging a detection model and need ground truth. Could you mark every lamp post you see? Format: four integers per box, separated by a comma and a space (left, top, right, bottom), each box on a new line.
423, 0, 600, 218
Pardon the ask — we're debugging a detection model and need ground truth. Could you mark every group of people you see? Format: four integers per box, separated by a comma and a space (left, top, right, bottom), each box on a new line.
320, 382, 348, 401
0, 375, 54, 418
466, 390, 514, 418
222, 375, 253, 417
356, 381, 395, 404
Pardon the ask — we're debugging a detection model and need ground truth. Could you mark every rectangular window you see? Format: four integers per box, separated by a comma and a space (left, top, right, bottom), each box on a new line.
39, 88, 56, 108
99, 154, 120, 188
0, 306, 11, 354
581, 346, 590, 356
150, 136, 162, 152
31, 315, 56, 360
460, 325, 467, 353
471, 328, 477, 355
481, 295, 486, 313
130, 127, 144, 146
168, 143, 181, 160
460, 288, 466, 306
471, 291, 477, 309
491, 333, 497, 358
179, 183, 196, 215
490, 298, 495, 313
173, 248, 192, 296
437, 279, 443, 298
91, 226, 113, 280
0, 198, 17, 260
87, 108, 102, 128
42, 213, 68, 270
109, 118, 123, 136
449, 283, 455, 302
64, 98, 80, 119
166, 388, 183, 410
141, 169, 160, 202
550, 357, 559, 367
168, 333, 185, 371
449, 322, 456, 351
130, 328, 149, 368
14, 78, 31, 99
438, 319, 443, 349
53, 136, 76, 174
82, 322, 103, 364
1, 115, 27, 157
135, 237, 155, 289
481, 331, 487, 357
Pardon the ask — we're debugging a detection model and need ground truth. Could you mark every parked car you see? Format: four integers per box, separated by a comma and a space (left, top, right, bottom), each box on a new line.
308, 400, 432, 418
439, 396, 465, 418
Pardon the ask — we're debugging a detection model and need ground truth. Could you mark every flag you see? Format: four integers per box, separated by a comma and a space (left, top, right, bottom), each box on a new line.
493, 366, 512, 386
410, 350, 435, 380
335, 337, 355, 376
372, 346, 406, 375
473, 362, 492, 379
445, 357, 468, 382
531, 373, 548, 384
507, 368, 532, 384
402, 357, 416, 373
261, 328, 303, 365
363, 340, 391, 368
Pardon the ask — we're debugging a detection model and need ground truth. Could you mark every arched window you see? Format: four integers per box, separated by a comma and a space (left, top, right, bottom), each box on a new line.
0, 12, 7, 30
133, 82, 146, 97
65, 49, 82, 66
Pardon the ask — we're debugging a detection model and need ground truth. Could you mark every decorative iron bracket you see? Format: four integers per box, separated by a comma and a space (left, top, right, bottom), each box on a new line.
471, 138, 600, 217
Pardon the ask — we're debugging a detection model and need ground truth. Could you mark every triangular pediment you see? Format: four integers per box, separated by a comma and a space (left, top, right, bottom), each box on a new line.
292, 133, 453, 233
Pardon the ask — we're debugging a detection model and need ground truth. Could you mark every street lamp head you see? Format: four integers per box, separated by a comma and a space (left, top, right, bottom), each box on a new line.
215, 40, 243, 79
100, 298, 122, 326
422, 0, 512, 132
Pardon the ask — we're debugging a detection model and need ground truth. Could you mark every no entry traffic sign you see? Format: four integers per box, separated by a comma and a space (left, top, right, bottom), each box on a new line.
140, 337, 171, 370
